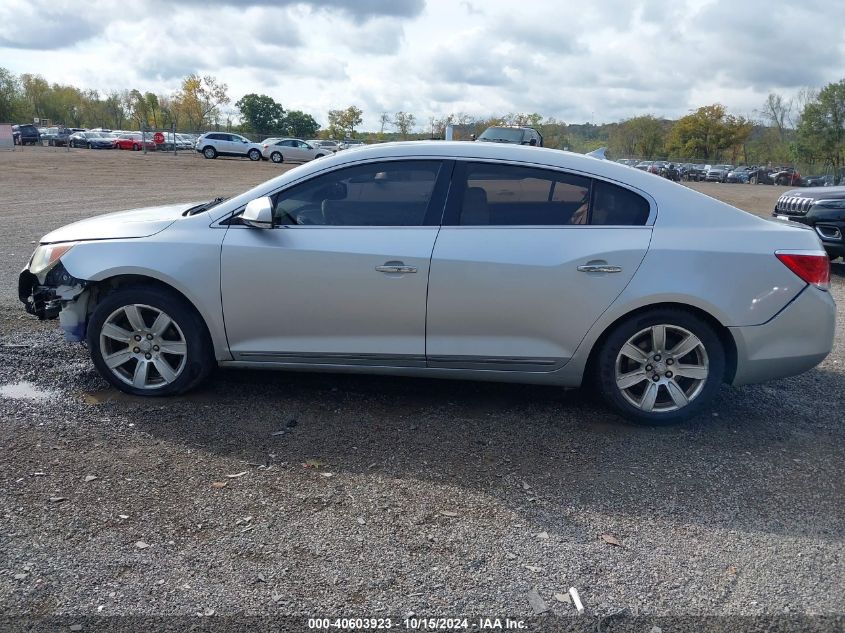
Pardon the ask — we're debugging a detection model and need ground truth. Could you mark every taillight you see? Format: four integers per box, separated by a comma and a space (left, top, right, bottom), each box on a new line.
776, 251, 830, 289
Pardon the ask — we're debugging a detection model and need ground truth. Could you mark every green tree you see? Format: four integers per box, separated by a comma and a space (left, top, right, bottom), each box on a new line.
282, 110, 319, 138
172, 74, 230, 131
608, 115, 666, 158
327, 105, 363, 139
796, 79, 845, 174
0, 67, 25, 122
392, 111, 416, 139
666, 104, 742, 161
235, 93, 284, 133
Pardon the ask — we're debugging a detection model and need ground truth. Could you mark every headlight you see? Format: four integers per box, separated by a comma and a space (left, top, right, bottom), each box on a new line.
816, 199, 845, 209
29, 243, 76, 276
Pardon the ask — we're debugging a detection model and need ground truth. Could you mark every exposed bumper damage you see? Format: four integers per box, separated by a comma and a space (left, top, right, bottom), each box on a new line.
19, 262, 91, 342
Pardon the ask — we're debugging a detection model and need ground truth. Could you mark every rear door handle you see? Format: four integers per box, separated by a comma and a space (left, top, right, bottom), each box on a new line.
376, 261, 417, 274
577, 264, 622, 273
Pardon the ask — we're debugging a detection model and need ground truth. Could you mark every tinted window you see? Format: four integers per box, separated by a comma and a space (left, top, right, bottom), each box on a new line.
455, 163, 649, 226
271, 161, 442, 227
458, 163, 591, 226
590, 180, 650, 226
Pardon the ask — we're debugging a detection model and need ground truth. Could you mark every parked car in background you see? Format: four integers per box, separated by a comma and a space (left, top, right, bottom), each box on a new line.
476, 125, 543, 146
19, 141, 835, 425
307, 139, 340, 153
660, 163, 680, 181
772, 167, 803, 187
634, 161, 653, 171
684, 164, 708, 181
616, 159, 639, 167
12, 124, 41, 145
260, 138, 329, 163
343, 140, 366, 150
69, 131, 116, 149
195, 132, 263, 161
773, 186, 845, 260
40, 127, 58, 145
114, 133, 157, 151
705, 165, 733, 182
47, 127, 73, 147
726, 166, 754, 183
804, 175, 835, 187
747, 166, 775, 185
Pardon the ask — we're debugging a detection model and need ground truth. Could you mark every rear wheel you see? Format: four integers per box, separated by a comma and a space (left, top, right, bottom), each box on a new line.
132, 143, 139, 151
203, 146, 217, 159
270, 151, 283, 163
594, 309, 725, 425
87, 286, 214, 397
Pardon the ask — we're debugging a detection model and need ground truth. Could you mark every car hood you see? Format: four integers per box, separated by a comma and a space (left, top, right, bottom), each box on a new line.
782, 185, 845, 200
40, 202, 198, 244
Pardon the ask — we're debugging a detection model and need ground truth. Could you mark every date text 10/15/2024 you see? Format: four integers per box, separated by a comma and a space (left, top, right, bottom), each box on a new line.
307, 617, 528, 630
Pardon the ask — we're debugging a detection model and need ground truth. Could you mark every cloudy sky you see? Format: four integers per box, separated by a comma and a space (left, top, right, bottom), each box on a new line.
1, 0, 843, 130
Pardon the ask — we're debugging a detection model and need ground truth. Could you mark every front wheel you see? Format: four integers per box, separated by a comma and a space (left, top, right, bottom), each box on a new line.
594, 309, 725, 425
247, 148, 261, 161
87, 286, 214, 396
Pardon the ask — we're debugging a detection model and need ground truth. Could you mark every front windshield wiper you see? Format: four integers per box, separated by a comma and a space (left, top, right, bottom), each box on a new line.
184, 197, 228, 216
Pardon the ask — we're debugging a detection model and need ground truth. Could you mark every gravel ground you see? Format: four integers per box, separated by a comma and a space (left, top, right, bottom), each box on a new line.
1, 147, 843, 630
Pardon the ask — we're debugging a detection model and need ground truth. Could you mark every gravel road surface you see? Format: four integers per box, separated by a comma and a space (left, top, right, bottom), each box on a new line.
1, 147, 843, 630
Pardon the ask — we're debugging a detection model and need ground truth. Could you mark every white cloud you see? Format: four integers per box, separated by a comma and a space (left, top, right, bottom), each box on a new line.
1, 0, 843, 130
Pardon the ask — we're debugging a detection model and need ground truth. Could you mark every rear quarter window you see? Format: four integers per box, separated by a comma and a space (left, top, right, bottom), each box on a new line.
590, 180, 650, 226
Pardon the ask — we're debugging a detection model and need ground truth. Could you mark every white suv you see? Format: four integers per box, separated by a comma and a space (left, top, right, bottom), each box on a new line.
195, 132, 263, 161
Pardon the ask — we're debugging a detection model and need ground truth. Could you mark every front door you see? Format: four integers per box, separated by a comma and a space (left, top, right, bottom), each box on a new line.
426, 161, 652, 371
221, 159, 450, 366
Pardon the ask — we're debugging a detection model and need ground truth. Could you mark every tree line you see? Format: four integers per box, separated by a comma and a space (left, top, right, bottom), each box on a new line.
1, 66, 843, 172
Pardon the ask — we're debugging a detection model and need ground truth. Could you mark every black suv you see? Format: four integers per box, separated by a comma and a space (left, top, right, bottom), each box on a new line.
12, 124, 40, 145
476, 126, 543, 147
773, 186, 845, 260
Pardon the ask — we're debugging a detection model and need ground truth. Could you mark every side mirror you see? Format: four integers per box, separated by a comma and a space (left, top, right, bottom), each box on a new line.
242, 196, 273, 228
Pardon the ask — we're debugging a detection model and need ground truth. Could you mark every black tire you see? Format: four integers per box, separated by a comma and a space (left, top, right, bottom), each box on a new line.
270, 151, 283, 163
203, 146, 217, 159
594, 308, 725, 425
86, 142, 92, 149
87, 285, 214, 397
315, 154, 324, 159
248, 148, 261, 161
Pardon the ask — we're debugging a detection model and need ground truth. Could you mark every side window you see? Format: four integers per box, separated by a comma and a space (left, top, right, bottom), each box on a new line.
458, 163, 591, 226
590, 180, 650, 226
207, 133, 222, 141
270, 161, 442, 227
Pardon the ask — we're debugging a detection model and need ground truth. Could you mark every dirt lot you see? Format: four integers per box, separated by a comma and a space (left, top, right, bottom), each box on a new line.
1, 147, 843, 630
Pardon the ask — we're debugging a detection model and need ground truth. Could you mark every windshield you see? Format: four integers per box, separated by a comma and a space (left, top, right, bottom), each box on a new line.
477, 127, 524, 142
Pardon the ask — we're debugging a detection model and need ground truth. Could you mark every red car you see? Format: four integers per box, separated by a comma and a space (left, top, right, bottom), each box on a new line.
772, 167, 803, 186
114, 133, 157, 151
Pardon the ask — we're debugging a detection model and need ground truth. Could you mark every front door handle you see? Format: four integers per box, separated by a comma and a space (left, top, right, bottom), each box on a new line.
376, 261, 417, 274
577, 264, 623, 273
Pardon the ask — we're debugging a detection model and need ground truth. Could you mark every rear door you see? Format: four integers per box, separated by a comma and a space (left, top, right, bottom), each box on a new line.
425, 161, 653, 371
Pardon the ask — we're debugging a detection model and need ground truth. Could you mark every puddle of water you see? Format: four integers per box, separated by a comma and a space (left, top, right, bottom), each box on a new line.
0, 381, 57, 401
81, 387, 220, 405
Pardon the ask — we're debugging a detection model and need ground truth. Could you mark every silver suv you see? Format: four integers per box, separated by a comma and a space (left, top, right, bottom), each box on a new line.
195, 132, 263, 161
476, 126, 543, 147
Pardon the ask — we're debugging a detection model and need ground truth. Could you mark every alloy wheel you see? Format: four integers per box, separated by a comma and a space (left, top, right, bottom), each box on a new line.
614, 324, 709, 412
98, 304, 187, 390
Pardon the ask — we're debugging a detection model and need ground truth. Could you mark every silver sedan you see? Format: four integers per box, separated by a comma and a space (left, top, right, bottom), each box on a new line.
260, 137, 330, 163
19, 142, 835, 424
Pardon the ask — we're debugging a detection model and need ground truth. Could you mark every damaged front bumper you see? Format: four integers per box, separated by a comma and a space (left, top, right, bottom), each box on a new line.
19, 262, 90, 342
